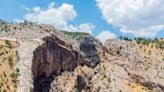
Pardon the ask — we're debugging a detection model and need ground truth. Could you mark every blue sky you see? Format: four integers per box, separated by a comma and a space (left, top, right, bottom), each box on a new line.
53, 0, 122, 36
0, 0, 121, 36
0, 0, 163, 42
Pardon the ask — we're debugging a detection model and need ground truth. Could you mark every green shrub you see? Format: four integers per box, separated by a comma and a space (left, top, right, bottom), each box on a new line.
61, 31, 89, 39
10, 72, 17, 78
16, 68, 20, 73
10, 68, 20, 78
135, 37, 154, 45
118, 36, 123, 40
0, 20, 7, 25
16, 50, 20, 61
0, 20, 9, 31
123, 36, 132, 41
159, 41, 164, 49
135, 37, 164, 47
21, 20, 36, 26
5, 40, 12, 48
8, 56, 14, 67
118, 36, 132, 41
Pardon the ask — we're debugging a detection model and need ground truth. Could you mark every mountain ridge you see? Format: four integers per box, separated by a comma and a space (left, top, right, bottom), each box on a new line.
0, 20, 164, 92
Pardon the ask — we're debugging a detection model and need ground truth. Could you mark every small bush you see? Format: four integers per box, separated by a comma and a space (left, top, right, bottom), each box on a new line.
8, 56, 14, 67
123, 36, 132, 41
10, 72, 17, 78
5, 40, 12, 48
11, 68, 20, 79
16, 50, 20, 61
159, 41, 164, 49
16, 68, 20, 73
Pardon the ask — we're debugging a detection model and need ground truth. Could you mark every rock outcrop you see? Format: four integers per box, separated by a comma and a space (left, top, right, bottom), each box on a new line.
32, 32, 103, 92
0, 21, 104, 92
0, 21, 164, 92
50, 39, 164, 92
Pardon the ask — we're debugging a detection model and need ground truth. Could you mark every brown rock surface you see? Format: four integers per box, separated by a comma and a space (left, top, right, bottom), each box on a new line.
32, 33, 103, 92
1, 21, 164, 92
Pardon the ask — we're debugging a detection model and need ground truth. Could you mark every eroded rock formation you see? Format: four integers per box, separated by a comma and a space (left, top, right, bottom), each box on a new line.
1, 21, 164, 92
32, 34, 103, 92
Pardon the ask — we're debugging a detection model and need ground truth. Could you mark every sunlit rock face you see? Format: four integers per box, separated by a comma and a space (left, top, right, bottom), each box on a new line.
32, 35, 103, 92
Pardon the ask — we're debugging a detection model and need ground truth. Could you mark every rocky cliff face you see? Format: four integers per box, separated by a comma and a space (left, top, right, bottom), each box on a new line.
32, 32, 103, 92
49, 39, 164, 92
0, 21, 105, 92
0, 21, 164, 92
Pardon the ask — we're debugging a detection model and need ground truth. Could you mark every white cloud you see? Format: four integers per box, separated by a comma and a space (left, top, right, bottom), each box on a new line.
18, 2, 95, 34
96, 0, 164, 37
64, 23, 94, 34
78, 23, 95, 34
33, 6, 40, 13
24, 3, 77, 29
96, 30, 117, 43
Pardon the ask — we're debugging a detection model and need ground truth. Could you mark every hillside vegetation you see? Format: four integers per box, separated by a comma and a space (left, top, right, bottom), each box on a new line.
118, 36, 164, 49
61, 30, 90, 39
0, 39, 19, 92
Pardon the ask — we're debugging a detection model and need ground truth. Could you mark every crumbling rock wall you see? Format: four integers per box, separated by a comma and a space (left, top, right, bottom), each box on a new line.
32, 35, 102, 92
